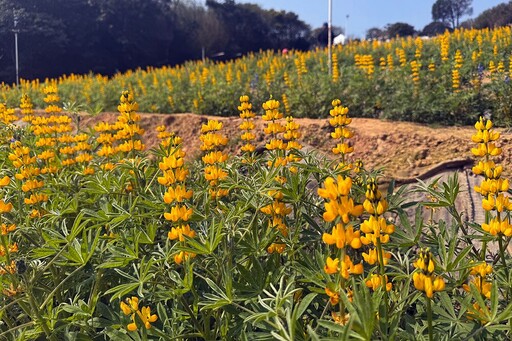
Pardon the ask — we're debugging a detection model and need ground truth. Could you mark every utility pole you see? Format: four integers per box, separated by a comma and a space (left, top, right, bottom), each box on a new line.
13, 9, 19, 87
328, 0, 332, 76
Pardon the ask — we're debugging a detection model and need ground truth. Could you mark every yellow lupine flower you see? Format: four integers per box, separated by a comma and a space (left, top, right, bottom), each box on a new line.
240, 121, 255, 130
164, 185, 193, 204
463, 276, 492, 299
120, 297, 139, 315
362, 248, 391, 265
265, 139, 286, 150
481, 217, 512, 236
174, 251, 196, 264
260, 200, 292, 216
365, 274, 392, 291
1, 223, 16, 235
137, 306, 158, 329
323, 196, 364, 223
21, 179, 44, 192
204, 165, 228, 185
332, 143, 354, 155
412, 249, 445, 298
318, 176, 352, 200
159, 154, 185, 171
325, 287, 339, 305
475, 178, 509, 196
202, 151, 228, 165
24, 193, 49, 205
0, 200, 13, 213
340, 255, 363, 279
164, 205, 193, 222
168, 224, 196, 241
201, 120, 223, 133
413, 272, 445, 298
322, 223, 362, 249
0, 176, 10, 187
267, 243, 286, 254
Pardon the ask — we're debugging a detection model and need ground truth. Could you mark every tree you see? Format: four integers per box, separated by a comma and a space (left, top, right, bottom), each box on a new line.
432, 0, 473, 28
420, 21, 451, 37
366, 27, 385, 40
386, 22, 416, 38
265, 9, 311, 50
467, 2, 512, 29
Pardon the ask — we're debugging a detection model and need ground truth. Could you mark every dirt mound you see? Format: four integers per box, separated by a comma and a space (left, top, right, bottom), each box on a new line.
79, 112, 512, 181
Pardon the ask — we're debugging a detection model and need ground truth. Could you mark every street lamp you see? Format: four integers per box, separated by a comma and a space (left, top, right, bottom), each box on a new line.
345, 14, 349, 39
13, 9, 19, 87
328, 0, 332, 76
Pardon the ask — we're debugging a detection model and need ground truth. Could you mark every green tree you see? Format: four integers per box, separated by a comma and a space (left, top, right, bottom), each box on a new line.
386, 22, 416, 37
420, 21, 451, 36
366, 27, 385, 40
468, 2, 512, 29
432, 0, 473, 28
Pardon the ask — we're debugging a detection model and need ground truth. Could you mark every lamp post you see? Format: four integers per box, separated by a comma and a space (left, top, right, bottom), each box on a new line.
345, 14, 349, 40
328, 0, 332, 76
13, 9, 19, 87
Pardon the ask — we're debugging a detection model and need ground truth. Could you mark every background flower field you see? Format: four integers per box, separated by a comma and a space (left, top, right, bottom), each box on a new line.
2, 27, 512, 126
1, 26, 512, 341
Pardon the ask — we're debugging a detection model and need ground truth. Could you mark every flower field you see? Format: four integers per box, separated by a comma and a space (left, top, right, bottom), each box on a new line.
0, 76, 510, 341
1, 27, 512, 126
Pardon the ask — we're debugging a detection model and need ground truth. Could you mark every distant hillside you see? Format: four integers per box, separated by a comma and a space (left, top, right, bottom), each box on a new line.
463, 1, 512, 28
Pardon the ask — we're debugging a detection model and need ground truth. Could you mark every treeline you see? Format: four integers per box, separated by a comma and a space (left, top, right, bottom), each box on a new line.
366, 0, 512, 39
0, 0, 314, 83
464, 1, 512, 29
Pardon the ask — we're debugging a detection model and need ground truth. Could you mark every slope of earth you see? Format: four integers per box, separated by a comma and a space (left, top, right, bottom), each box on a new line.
79, 112, 512, 181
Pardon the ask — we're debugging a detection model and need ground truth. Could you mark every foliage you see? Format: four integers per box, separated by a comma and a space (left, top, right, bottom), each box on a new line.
1, 25, 512, 125
385, 22, 416, 38
0, 0, 313, 83
0, 88, 511, 340
420, 22, 452, 37
432, 0, 473, 28
466, 1, 512, 29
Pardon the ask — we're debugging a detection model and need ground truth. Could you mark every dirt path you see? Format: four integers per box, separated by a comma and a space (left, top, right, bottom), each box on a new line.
79, 112, 512, 181
77, 112, 510, 254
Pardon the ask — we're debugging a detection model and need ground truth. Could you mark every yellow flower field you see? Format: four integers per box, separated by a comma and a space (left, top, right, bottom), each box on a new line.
0, 81, 510, 340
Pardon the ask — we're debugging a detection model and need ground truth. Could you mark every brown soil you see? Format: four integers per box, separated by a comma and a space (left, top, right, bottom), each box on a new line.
79, 112, 512, 181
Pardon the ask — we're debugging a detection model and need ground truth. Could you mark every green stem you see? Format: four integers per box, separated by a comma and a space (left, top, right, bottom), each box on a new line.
88, 268, 104, 316
0, 321, 35, 338
179, 296, 203, 337
426, 297, 433, 341
39, 264, 85, 310
27, 289, 55, 340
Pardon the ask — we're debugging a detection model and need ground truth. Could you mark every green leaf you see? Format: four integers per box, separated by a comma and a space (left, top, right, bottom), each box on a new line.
105, 283, 140, 301
295, 293, 317, 319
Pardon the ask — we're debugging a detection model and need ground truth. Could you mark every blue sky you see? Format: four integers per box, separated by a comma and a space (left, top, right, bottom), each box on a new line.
237, 0, 507, 38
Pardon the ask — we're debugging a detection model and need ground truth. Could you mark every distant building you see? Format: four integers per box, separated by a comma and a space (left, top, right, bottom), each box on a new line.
333, 34, 346, 45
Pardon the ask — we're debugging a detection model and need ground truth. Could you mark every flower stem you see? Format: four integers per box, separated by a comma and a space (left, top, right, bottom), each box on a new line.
426, 297, 433, 341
